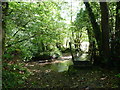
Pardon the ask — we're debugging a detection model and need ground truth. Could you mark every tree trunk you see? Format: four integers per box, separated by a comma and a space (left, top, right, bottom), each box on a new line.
86, 28, 94, 53
100, 2, 110, 61
41, 40, 45, 52
115, 1, 120, 38
114, 1, 120, 60
86, 27, 96, 63
84, 2, 102, 55
69, 42, 74, 61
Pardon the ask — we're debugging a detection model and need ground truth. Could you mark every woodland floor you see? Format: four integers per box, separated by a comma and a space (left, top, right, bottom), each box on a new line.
19, 54, 120, 88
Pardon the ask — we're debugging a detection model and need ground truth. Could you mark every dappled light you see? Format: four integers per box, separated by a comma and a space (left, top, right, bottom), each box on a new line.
2, 1, 120, 89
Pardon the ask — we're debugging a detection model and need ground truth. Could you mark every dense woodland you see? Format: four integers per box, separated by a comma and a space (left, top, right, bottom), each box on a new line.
2, 1, 120, 89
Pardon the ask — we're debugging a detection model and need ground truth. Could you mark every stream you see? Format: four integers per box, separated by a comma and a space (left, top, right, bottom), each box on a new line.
22, 43, 119, 88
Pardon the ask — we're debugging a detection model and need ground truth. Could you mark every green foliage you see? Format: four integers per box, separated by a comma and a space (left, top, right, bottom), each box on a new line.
2, 1, 120, 88
67, 65, 78, 76
4, 2, 68, 61
2, 62, 31, 88
115, 73, 120, 78
33, 47, 62, 59
3, 47, 21, 61
3, 53, 13, 60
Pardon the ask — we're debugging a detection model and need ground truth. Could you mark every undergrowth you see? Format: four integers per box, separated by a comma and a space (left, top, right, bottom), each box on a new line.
2, 62, 32, 89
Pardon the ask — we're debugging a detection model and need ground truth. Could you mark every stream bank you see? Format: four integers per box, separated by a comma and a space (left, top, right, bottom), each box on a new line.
20, 59, 120, 88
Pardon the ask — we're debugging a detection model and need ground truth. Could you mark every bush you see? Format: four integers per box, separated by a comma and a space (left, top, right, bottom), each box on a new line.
32, 48, 62, 61
2, 62, 31, 88
32, 52, 52, 61
116, 73, 120, 78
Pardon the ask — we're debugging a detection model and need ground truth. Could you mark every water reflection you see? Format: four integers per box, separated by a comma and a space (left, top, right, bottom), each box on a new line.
61, 56, 72, 60
51, 60, 73, 72
74, 53, 89, 61
50, 53, 90, 72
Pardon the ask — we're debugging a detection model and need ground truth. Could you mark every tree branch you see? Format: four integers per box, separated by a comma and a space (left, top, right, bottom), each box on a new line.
6, 34, 37, 48
12, 20, 31, 37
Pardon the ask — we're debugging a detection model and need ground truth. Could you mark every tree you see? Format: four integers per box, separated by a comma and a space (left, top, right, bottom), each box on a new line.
84, 2, 102, 55
115, 1, 120, 59
115, 1, 120, 38
3, 2, 68, 61
100, 2, 110, 61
